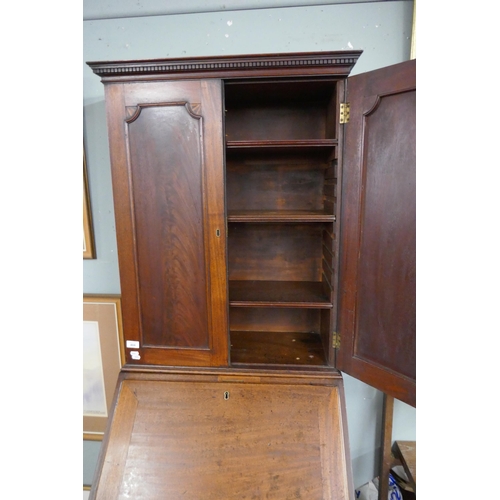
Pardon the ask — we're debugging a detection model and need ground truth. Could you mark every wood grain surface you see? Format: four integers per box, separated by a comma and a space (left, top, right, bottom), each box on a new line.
91, 370, 352, 500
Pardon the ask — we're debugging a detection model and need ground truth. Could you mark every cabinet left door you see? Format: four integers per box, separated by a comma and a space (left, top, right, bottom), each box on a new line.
104, 79, 228, 367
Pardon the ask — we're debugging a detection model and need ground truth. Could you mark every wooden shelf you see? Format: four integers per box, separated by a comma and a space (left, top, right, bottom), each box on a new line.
230, 330, 327, 366
227, 210, 335, 223
226, 139, 337, 154
229, 280, 332, 308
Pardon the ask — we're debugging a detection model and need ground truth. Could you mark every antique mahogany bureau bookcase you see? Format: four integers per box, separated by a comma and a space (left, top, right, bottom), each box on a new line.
87, 51, 415, 500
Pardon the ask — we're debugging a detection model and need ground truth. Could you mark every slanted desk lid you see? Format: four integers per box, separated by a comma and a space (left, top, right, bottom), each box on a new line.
90, 369, 354, 500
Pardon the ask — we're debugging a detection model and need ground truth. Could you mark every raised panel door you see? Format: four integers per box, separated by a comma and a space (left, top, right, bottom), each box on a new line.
104, 79, 228, 367
337, 60, 416, 406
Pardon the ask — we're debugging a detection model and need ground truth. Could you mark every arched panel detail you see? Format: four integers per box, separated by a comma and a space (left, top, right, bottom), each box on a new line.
125, 101, 202, 123
363, 87, 416, 117
363, 95, 381, 118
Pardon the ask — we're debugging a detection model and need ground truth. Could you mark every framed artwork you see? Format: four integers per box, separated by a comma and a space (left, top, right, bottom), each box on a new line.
83, 147, 96, 259
83, 295, 124, 439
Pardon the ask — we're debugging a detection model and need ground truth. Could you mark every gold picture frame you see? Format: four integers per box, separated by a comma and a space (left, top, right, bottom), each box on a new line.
83, 295, 124, 439
83, 147, 96, 259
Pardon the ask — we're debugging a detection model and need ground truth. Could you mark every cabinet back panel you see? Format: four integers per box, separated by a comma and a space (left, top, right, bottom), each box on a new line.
224, 80, 338, 142
227, 159, 326, 212
128, 104, 209, 348
230, 307, 321, 333
224, 79, 338, 105
228, 223, 323, 281
225, 105, 327, 141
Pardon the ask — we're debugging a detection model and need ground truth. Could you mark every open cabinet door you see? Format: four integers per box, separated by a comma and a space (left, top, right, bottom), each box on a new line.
337, 59, 416, 407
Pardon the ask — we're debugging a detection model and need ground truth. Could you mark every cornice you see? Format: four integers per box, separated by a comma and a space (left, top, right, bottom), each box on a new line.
87, 51, 362, 79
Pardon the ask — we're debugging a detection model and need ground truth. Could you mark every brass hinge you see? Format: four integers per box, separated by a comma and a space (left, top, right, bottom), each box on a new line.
340, 103, 350, 124
332, 331, 341, 349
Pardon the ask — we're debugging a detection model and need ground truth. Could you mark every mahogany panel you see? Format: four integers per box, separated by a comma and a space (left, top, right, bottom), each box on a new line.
128, 103, 209, 349
355, 89, 416, 378
338, 59, 416, 406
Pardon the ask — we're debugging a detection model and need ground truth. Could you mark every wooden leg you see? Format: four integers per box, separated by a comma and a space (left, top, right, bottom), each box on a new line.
378, 393, 394, 500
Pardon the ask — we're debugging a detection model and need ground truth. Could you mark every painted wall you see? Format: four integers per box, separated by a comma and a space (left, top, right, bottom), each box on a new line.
83, 0, 415, 489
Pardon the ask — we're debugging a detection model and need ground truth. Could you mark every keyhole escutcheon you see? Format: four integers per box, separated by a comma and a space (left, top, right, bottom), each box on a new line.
223, 391, 230, 400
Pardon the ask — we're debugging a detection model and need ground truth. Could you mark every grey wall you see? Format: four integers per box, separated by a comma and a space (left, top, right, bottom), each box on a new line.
83, 0, 398, 20
83, 0, 415, 489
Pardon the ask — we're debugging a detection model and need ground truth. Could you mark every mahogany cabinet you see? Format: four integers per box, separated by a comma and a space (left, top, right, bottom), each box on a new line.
87, 52, 415, 499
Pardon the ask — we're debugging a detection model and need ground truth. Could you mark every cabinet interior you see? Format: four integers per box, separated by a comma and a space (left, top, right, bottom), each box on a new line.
224, 78, 340, 368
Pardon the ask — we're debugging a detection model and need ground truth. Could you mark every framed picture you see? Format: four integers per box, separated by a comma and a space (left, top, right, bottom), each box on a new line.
83, 295, 124, 439
83, 147, 96, 259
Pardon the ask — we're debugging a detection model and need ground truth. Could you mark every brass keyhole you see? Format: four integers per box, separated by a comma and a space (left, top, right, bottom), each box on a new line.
224, 391, 230, 400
